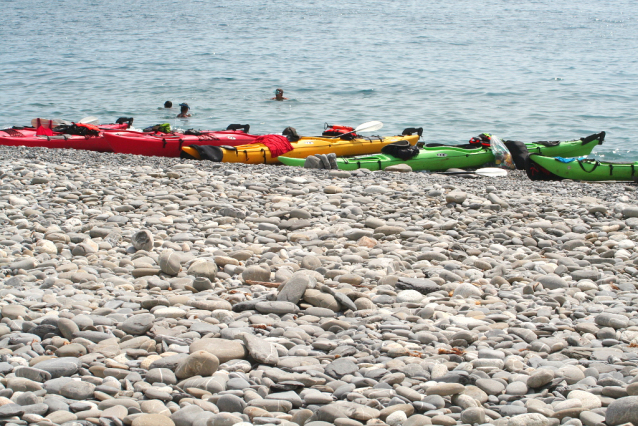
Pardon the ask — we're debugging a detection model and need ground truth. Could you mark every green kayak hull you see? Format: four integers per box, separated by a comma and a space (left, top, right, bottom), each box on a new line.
530, 155, 637, 181
279, 146, 492, 171
278, 132, 604, 172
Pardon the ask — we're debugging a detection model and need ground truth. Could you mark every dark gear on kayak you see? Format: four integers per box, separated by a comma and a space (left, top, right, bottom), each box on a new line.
323, 124, 356, 140
469, 133, 492, 147
282, 126, 300, 142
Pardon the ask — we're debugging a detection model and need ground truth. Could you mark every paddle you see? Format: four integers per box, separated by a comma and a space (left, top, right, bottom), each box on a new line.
435, 167, 508, 177
31, 118, 65, 128
333, 120, 383, 138
78, 116, 99, 125
355, 120, 383, 132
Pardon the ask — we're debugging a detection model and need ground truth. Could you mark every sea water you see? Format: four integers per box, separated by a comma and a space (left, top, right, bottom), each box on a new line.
1, 0, 636, 160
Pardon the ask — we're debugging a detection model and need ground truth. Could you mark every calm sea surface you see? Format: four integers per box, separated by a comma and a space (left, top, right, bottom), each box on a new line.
1, 0, 636, 160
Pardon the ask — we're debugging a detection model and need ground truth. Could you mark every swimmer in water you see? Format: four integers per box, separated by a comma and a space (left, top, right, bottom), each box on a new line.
271, 88, 288, 101
177, 103, 192, 118
164, 101, 173, 108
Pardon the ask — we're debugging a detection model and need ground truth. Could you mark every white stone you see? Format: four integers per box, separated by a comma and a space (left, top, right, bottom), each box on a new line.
508, 413, 550, 426
36, 240, 58, 254
618, 239, 636, 250
396, 290, 424, 303
453, 283, 483, 298
567, 390, 601, 410
364, 185, 389, 194
154, 307, 187, 319
615, 249, 631, 259
386, 411, 407, 426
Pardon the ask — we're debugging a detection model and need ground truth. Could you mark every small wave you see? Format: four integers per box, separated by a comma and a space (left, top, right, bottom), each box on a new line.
593, 18, 625, 24
336, 89, 376, 96
592, 149, 638, 163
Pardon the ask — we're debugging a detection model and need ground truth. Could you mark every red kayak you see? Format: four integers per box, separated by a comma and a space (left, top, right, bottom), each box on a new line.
104, 124, 259, 157
0, 119, 134, 152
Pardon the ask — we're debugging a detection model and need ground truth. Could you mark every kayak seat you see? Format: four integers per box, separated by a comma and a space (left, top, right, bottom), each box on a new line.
381, 140, 419, 160
523, 140, 560, 147
226, 124, 250, 133
282, 127, 300, 142
401, 127, 424, 137
115, 117, 134, 126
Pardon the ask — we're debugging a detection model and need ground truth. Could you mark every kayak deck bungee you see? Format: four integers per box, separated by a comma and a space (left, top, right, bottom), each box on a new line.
0, 121, 133, 152
184, 134, 420, 164
104, 126, 258, 157
528, 154, 638, 181
277, 132, 606, 171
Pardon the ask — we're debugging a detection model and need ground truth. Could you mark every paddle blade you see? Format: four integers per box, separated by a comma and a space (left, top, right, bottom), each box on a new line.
475, 167, 508, 177
79, 116, 99, 124
437, 167, 508, 177
31, 118, 65, 128
354, 121, 383, 133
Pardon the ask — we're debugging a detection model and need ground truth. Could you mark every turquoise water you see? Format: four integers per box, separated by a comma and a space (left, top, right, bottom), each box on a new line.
1, 0, 636, 160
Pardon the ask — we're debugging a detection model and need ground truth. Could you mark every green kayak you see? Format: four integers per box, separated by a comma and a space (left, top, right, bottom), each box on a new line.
529, 154, 637, 181
278, 132, 605, 172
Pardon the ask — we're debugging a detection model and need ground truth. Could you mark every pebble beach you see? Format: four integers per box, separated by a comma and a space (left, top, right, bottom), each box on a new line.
2, 146, 638, 426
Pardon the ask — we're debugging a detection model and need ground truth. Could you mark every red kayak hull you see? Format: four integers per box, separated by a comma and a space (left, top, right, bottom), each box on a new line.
0, 123, 131, 152
104, 130, 260, 157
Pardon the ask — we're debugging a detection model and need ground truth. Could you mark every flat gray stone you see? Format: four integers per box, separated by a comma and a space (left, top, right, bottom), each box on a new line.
13, 366, 52, 382
216, 394, 247, 413
395, 277, 440, 294
189, 338, 247, 364
121, 313, 155, 335
277, 273, 312, 304
325, 358, 358, 379
255, 301, 299, 315
172, 405, 204, 426
605, 396, 638, 425
33, 358, 82, 379
527, 369, 554, 389
60, 380, 96, 400
0, 403, 25, 417
595, 313, 629, 329
537, 274, 568, 289
240, 333, 278, 365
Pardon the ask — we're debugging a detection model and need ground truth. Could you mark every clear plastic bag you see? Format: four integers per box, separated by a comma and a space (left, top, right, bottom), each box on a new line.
490, 135, 515, 170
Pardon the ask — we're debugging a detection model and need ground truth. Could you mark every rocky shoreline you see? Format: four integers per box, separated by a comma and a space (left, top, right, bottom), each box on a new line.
1, 145, 638, 426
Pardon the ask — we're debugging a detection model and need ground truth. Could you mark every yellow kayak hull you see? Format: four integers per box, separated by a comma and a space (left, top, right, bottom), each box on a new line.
184, 135, 420, 164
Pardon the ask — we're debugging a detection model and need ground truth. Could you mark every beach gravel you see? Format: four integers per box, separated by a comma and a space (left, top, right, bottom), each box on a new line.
0, 145, 637, 426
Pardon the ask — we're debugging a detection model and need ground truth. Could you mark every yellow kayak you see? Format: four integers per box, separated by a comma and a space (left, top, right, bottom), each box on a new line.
181, 134, 420, 164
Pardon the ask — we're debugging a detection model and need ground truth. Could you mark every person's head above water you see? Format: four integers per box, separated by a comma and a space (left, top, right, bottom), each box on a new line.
177, 103, 191, 117
164, 101, 172, 108
272, 88, 288, 101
